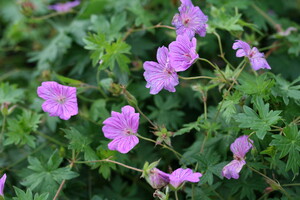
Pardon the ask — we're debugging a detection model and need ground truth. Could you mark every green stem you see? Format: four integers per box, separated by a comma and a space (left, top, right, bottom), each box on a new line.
282, 183, 300, 187
198, 58, 228, 83
178, 75, 215, 80
30, 10, 75, 21
135, 106, 156, 128
123, 23, 175, 40
214, 61, 247, 120
78, 112, 102, 126
96, 70, 108, 99
213, 31, 234, 69
74, 159, 143, 172
200, 133, 208, 153
4, 143, 47, 170
34, 131, 66, 147
203, 97, 207, 120
0, 115, 6, 151
251, 3, 278, 29
137, 135, 182, 158
175, 191, 179, 200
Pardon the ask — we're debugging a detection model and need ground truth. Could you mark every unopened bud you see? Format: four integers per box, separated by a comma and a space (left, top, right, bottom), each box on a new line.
153, 189, 169, 200
122, 87, 138, 107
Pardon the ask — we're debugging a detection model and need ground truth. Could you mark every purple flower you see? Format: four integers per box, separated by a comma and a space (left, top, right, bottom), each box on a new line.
143, 46, 179, 95
0, 174, 6, 197
222, 160, 246, 179
102, 105, 139, 154
222, 135, 253, 179
148, 168, 170, 189
172, 0, 208, 39
168, 168, 202, 189
48, 0, 80, 13
37, 81, 78, 120
232, 40, 271, 71
169, 35, 199, 72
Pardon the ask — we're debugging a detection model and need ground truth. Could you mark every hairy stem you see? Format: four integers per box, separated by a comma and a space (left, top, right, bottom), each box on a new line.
135, 105, 156, 128
123, 23, 175, 40
53, 161, 75, 200
198, 58, 228, 83
175, 191, 179, 200
137, 135, 182, 158
178, 75, 215, 80
34, 131, 66, 147
96, 70, 108, 99
213, 31, 234, 69
75, 159, 143, 172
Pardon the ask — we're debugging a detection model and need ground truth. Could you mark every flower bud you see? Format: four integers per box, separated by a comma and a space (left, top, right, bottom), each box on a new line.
121, 87, 138, 107
147, 168, 170, 189
153, 189, 169, 200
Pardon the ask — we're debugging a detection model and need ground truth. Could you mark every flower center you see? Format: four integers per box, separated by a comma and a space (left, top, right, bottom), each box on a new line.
56, 95, 66, 104
233, 155, 243, 161
249, 51, 255, 58
184, 53, 192, 61
123, 128, 133, 135
183, 18, 190, 26
164, 67, 174, 75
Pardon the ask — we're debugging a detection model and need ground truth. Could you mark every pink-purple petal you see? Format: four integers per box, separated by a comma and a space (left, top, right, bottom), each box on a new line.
0, 173, 6, 196
169, 168, 202, 189
230, 135, 253, 159
169, 35, 199, 72
143, 47, 179, 94
222, 159, 246, 179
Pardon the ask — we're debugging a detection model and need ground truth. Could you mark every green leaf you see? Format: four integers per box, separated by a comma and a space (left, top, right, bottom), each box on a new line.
0, 82, 24, 104
234, 98, 281, 139
219, 91, 242, 123
29, 32, 72, 70
101, 39, 131, 72
148, 95, 184, 130
83, 32, 108, 66
128, 1, 155, 28
13, 187, 49, 200
89, 99, 110, 122
236, 73, 274, 98
83, 34, 131, 71
63, 127, 98, 163
174, 117, 201, 136
271, 125, 300, 176
89, 13, 127, 41
272, 75, 300, 105
287, 33, 300, 56
208, 6, 243, 32
21, 151, 79, 199
194, 152, 227, 185
63, 127, 92, 152
5, 110, 42, 148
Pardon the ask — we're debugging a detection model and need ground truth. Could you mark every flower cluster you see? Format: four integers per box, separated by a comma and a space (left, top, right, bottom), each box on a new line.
232, 40, 271, 71
143, 34, 198, 94
172, 0, 208, 39
222, 135, 253, 179
143, 0, 206, 95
